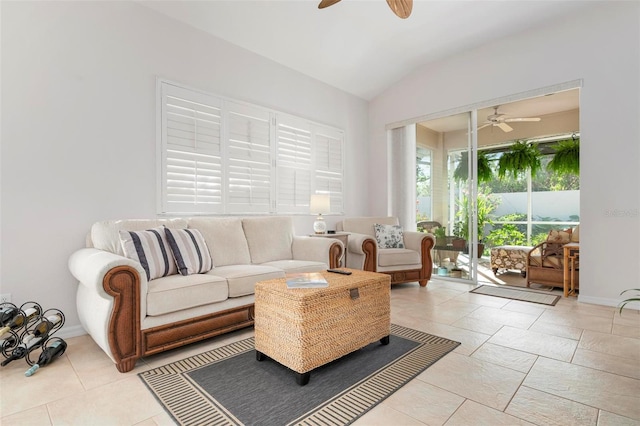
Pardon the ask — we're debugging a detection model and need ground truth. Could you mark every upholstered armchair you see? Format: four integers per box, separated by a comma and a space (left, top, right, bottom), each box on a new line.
336, 217, 435, 286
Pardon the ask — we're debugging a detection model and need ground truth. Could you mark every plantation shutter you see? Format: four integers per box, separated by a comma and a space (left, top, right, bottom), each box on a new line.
160, 83, 223, 214
275, 115, 312, 213
225, 101, 272, 213
314, 126, 344, 213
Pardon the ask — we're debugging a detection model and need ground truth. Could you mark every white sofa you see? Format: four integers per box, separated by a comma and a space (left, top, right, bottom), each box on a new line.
68, 216, 343, 373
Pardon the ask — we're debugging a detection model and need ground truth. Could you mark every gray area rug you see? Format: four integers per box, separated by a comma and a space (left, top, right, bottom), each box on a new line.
471, 284, 560, 306
139, 324, 460, 426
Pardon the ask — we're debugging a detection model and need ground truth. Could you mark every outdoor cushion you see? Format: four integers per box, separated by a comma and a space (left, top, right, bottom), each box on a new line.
146, 273, 228, 316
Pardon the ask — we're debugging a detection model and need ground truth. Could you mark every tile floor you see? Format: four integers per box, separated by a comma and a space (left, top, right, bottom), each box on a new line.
1, 279, 639, 425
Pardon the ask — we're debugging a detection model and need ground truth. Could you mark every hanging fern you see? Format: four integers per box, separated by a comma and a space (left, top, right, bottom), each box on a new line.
453, 151, 494, 183
498, 141, 541, 180
547, 138, 579, 175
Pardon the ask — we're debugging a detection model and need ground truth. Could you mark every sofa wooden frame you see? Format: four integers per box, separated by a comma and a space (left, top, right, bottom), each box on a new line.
103, 244, 343, 373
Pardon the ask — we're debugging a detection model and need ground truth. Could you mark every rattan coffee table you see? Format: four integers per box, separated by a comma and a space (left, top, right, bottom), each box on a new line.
254, 269, 391, 385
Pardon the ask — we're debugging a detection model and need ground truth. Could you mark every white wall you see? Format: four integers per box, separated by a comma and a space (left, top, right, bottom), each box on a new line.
369, 2, 640, 307
1, 2, 369, 334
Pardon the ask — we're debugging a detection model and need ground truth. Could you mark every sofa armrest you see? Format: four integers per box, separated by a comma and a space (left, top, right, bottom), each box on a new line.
69, 248, 145, 373
69, 248, 147, 297
292, 237, 343, 269
403, 231, 435, 254
345, 233, 377, 271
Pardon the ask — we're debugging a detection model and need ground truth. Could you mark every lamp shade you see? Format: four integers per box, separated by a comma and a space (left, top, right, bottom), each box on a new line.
310, 194, 330, 215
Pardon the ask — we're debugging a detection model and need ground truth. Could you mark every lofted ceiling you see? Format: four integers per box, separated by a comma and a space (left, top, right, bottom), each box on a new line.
139, 0, 596, 102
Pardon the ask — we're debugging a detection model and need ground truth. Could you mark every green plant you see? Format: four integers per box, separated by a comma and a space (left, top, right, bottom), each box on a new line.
498, 141, 542, 180
486, 224, 527, 247
455, 191, 499, 242
618, 289, 640, 314
453, 151, 494, 183
547, 137, 579, 176
433, 226, 446, 240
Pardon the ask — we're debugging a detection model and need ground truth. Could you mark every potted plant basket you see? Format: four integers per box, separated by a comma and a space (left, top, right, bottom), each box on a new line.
547, 137, 579, 176
498, 140, 542, 179
453, 151, 494, 183
433, 226, 447, 246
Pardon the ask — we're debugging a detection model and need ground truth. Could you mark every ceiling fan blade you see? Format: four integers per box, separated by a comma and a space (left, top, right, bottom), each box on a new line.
497, 122, 514, 132
318, 0, 341, 9
477, 123, 491, 131
386, 0, 413, 19
504, 117, 541, 123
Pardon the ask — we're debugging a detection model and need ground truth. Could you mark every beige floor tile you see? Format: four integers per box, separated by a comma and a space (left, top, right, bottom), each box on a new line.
529, 319, 584, 340
449, 316, 505, 335
466, 306, 539, 329
537, 309, 613, 333
47, 375, 165, 425
0, 404, 52, 426
412, 300, 481, 325
597, 410, 640, 426
419, 352, 525, 411
384, 380, 464, 425
444, 399, 535, 426
501, 300, 547, 316
552, 301, 617, 319
613, 309, 640, 328
488, 326, 578, 361
612, 324, 640, 339
0, 355, 85, 417
572, 348, 640, 380
524, 357, 640, 421
506, 385, 599, 425
471, 342, 538, 373
354, 403, 425, 425
452, 292, 511, 308
579, 330, 640, 361
134, 412, 178, 426
411, 320, 491, 356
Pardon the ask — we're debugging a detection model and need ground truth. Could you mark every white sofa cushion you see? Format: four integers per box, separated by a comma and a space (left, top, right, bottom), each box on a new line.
188, 217, 251, 266
261, 259, 327, 274
378, 248, 421, 267
118, 227, 178, 281
242, 217, 294, 264
165, 228, 213, 275
92, 219, 189, 256
146, 273, 228, 316
208, 265, 284, 297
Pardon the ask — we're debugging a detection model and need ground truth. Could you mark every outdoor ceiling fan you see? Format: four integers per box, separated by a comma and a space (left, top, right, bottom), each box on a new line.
477, 106, 541, 133
318, 0, 413, 19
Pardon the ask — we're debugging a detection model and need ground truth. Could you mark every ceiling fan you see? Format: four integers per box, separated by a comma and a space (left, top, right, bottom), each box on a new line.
477, 106, 541, 133
318, 0, 413, 19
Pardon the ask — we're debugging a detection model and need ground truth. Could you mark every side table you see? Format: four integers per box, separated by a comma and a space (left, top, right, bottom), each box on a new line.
563, 242, 579, 297
309, 232, 349, 267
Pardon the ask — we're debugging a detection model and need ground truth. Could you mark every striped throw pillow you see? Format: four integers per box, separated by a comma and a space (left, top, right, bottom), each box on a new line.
119, 226, 178, 281
165, 228, 213, 276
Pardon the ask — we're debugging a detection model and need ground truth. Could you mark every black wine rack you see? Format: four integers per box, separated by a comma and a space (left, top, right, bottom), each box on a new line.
0, 301, 65, 367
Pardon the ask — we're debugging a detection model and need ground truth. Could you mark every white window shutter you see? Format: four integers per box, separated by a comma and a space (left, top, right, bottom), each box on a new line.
314, 126, 344, 214
160, 83, 223, 214
276, 115, 312, 213
225, 101, 272, 213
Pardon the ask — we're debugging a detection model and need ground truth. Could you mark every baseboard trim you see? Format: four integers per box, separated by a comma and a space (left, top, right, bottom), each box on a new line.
54, 324, 87, 340
578, 295, 640, 311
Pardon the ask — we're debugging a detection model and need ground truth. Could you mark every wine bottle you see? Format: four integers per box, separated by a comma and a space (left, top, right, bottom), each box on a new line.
0, 306, 18, 326
0, 307, 37, 336
0, 335, 43, 367
24, 339, 67, 377
32, 314, 62, 337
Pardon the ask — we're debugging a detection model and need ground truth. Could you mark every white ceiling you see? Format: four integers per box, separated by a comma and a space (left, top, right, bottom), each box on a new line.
139, 0, 596, 101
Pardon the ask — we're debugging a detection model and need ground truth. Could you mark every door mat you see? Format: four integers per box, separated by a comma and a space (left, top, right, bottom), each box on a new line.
470, 284, 560, 306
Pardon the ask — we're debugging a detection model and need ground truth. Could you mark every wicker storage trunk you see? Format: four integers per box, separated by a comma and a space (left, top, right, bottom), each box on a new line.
254, 270, 391, 376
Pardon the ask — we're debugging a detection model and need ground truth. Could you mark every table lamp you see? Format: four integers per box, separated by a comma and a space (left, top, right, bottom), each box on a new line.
310, 194, 330, 234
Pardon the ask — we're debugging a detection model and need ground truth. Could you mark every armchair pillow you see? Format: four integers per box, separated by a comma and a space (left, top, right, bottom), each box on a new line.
374, 224, 405, 249
165, 228, 213, 276
546, 228, 572, 244
119, 226, 177, 281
